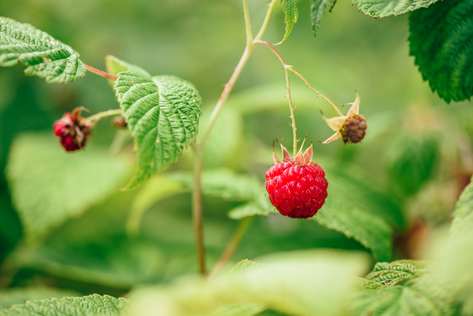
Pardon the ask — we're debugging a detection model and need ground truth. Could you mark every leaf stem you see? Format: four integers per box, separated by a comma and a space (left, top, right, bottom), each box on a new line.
210, 217, 252, 277
85, 64, 118, 81
192, 0, 278, 276
87, 109, 123, 125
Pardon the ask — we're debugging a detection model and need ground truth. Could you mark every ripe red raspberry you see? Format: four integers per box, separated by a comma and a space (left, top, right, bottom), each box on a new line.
53, 108, 91, 152
265, 145, 328, 218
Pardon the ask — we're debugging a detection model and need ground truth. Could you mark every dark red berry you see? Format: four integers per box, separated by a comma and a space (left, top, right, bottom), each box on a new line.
341, 114, 367, 144
53, 108, 91, 152
265, 146, 328, 218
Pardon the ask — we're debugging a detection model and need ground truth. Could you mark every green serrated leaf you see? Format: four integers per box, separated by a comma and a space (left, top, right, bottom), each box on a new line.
353, 0, 440, 17
362, 260, 425, 289
0, 17, 86, 83
311, 0, 338, 37
353, 260, 453, 316
0, 294, 126, 316
0, 287, 77, 310
6, 134, 129, 239
409, 0, 473, 102
114, 72, 201, 187
278, 0, 299, 44
124, 251, 368, 316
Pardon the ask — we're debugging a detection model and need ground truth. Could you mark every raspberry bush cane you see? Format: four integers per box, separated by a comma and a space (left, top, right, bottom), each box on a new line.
0, 0, 368, 278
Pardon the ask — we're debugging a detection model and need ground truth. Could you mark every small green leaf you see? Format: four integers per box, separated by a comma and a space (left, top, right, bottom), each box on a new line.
6, 134, 129, 239
353, 260, 454, 316
311, 0, 338, 37
0, 294, 126, 316
353, 0, 440, 17
409, 0, 473, 102
0, 17, 86, 83
114, 72, 201, 187
0, 287, 77, 310
105, 55, 149, 77
278, 0, 299, 44
124, 251, 368, 316
362, 260, 425, 289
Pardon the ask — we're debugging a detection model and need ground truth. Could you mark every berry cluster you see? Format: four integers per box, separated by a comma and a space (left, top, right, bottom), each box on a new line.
53, 108, 91, 152
265, 146, 328, 219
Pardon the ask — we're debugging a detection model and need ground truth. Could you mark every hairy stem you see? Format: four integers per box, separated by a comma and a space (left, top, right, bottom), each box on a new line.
192, 0, 278, 276
85, 64, 117, 81
87, 109, 123, 125
254, 40, 343, 116
210, 218, 252, 276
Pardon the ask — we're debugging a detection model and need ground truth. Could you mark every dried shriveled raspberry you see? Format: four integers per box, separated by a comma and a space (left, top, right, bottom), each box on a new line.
265, 145, 328, 218
53, 108, 91, 152
340, 114, 367, 144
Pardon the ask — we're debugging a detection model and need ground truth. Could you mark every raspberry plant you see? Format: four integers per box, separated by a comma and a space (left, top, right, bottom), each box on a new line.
0, 0, 473, 315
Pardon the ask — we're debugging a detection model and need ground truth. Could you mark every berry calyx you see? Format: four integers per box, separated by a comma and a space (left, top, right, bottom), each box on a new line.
322, 94, 367, 144
53, 108, 91, 152
265, 145, 328, 219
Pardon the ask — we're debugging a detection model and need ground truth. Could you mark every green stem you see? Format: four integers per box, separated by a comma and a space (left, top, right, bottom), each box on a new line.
192, 0, 278, 277
210, 218, 253, 276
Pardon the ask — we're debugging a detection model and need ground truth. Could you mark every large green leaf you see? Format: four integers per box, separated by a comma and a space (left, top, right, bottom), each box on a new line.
9, 192, 165, 289
0, 294, 126, 316
0, 17, 86, 83
0, 287, 76, 310
6, 134, 129, 239
353, 260, 454, 316
311, 0, 338, 37
114, 72, 201, 187
409, 0, 473, 102
353, 0, 440, 17
450, 176, 473, 233
124, 251, 368, 316
314, 170, 402, 261
388, 135, 439, 198
427, 180, 473, 311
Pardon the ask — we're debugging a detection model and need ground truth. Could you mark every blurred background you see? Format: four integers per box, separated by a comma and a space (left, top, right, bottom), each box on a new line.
0, 0, 472, 297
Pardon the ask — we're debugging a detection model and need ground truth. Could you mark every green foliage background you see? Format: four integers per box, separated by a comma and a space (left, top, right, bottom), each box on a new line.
0, 0, 473, 315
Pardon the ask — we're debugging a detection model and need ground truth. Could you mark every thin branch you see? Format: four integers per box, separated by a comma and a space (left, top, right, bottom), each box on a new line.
210, 218, 252, 276
85, 64, 117, 81
254, 40, 343, 116
192, 146, 207, 275
193, 0, 279, 277
243, 0, 253, 47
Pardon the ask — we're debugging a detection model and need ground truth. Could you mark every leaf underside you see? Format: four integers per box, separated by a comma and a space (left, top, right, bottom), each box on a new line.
278, 0, 299, 44
409, 0, 473, 102
114, 72, 201, 187
311, 0, 338, 36
0, 17, 86, 83
353, 0, 440, 18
